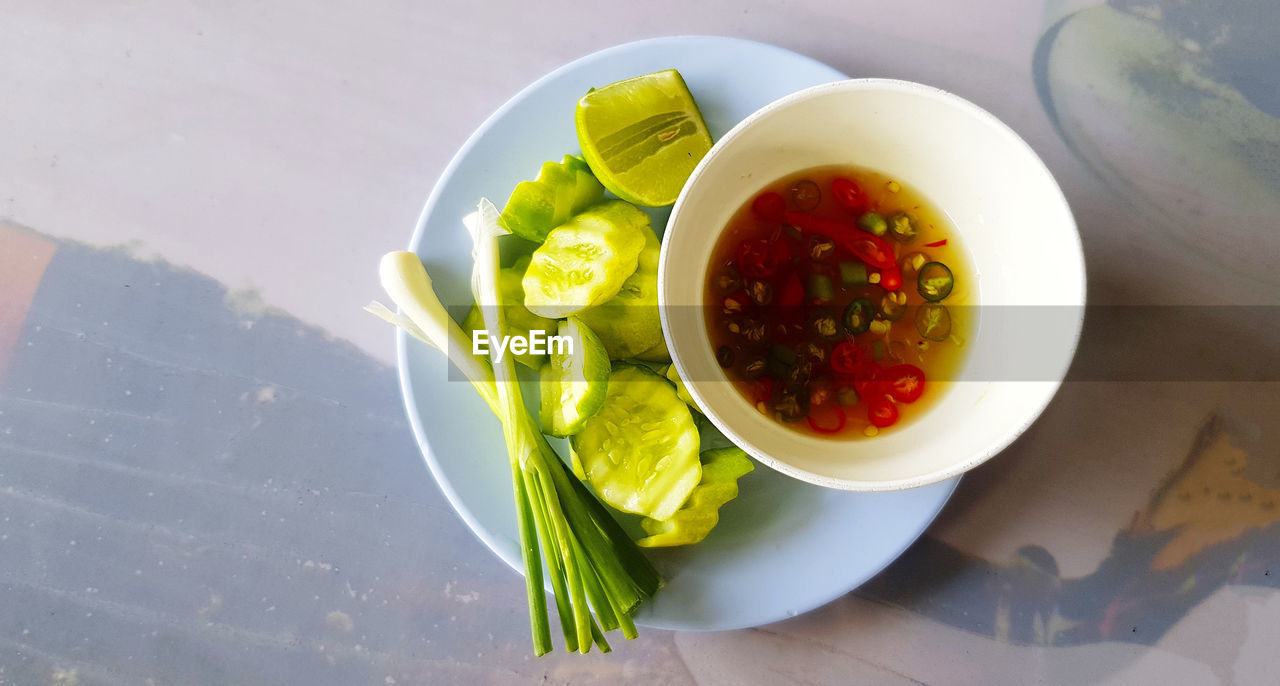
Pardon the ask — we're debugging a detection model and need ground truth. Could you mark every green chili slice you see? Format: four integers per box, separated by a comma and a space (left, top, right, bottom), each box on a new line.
842, 297, 875, 335
917, 261, 954, 302
839, 261, 869, 287
915, 302, 952, 341
858, 212, 887, 237
888, 212, 919, 244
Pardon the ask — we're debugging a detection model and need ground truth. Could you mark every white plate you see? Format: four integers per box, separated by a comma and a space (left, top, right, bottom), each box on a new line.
398, 36, 959, 632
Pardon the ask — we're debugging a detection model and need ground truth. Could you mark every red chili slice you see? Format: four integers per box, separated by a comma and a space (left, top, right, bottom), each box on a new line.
723, 289, 752, 314
829, 340, 863, 374
770, 235, 793, 264
831, 177, 868, 213
851, 362, 884, 399
847, 235, 895, 270
752, 192, 786, 222
807, 404, 847, 434
736, 239, 781, 278
880, 268, 903, 291
779, 271, 804, 308
868, 395, 900, 428
924, 239, 948, 248
884, 364, 926, 403
752, 376, 776, 405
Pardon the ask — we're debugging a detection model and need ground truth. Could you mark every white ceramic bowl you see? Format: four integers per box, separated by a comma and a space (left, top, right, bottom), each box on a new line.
659, 78, 1086, 491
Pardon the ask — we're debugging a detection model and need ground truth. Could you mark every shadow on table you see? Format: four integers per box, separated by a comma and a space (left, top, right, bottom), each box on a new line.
0, 233, 691, 685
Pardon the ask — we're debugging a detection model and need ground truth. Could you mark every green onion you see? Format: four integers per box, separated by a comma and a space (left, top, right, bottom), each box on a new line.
368, 199, 660, 657
858, 211, 887, 237
839, 261, 869, 287
805, 273, 834, 304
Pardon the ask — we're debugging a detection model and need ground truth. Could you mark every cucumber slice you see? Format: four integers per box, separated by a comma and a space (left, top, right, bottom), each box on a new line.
576, 225, 665, 359
633, 337, 671, 363
663, 363, 702, 414
538, 317, 611, 437
637, 447, 754, 548
499, 155, 606, 243
570, 365, 701, 521
522, 200, 649, 318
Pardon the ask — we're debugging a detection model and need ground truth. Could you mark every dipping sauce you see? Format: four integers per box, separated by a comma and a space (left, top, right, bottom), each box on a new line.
703, 165, 973, 438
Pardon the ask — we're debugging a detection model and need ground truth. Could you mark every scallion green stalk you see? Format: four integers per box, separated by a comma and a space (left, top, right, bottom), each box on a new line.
368, 199, 660, 657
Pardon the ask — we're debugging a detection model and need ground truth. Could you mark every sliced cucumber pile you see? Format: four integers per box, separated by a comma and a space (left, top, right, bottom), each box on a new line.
477, 152, 751, 552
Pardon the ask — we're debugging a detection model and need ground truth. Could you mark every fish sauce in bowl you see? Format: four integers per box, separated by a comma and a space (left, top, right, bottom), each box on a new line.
703, 165, 974, 438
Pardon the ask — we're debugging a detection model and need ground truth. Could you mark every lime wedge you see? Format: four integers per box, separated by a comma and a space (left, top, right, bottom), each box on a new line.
575, 69, 713, 207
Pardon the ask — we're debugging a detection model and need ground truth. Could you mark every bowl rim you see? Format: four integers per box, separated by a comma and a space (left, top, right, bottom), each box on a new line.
658, 77, 1088, 491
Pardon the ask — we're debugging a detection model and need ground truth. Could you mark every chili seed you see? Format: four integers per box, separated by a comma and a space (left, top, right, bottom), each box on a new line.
800, 342, 826, 362
880, 292, 907, 322
743, 357, 768, 378
748, 280, 774, 306
812, 315, 839, 339
716, 346, 734, 368
775, 390, 808, 422
785, 359, 813, 387
900, 252, 929, 278
808, 235, 835, 261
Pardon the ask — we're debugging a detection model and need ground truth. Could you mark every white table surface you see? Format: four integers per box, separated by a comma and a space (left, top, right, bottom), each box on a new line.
3, 1, 1279, 684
